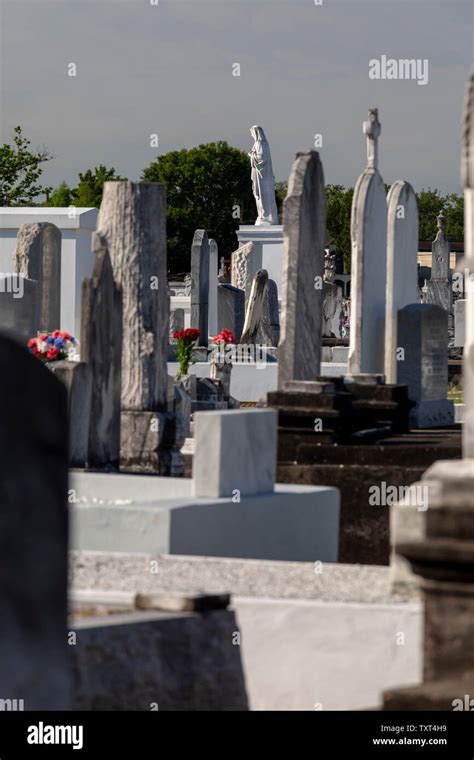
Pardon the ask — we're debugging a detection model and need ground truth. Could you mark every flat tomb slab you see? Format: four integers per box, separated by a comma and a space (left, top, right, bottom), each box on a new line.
70, 472, 339, 562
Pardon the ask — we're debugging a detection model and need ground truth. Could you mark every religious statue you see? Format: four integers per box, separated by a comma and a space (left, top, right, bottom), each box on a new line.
249, 125, 279, 226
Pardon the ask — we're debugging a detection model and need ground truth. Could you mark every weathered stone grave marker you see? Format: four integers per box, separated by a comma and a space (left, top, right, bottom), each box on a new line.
190, 229, 210, 346
278, 150, 326, 388
348, 109, 387, 375
81, 246, 122, 469
13, 222, 61, 331
94, 181, 180, 473
385, 180, 419, 383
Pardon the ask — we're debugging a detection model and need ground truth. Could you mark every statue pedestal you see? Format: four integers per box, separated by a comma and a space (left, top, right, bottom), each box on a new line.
237, 225, 284, 294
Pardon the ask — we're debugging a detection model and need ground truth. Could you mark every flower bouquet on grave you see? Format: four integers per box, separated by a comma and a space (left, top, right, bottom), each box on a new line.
210, 330, 235, 399
210, 329, 235, 366
174, 327, 200, 380
28, 330, 77, 363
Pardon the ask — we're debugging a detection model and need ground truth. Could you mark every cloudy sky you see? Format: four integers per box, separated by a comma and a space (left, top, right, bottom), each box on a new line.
0, 0, 472, 195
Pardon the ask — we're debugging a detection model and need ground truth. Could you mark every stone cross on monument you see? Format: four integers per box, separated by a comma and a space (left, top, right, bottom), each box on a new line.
363, 108, 381, 170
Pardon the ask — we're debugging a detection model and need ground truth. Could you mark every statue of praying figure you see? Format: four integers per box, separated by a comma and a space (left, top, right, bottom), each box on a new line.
249, 125, 279, 226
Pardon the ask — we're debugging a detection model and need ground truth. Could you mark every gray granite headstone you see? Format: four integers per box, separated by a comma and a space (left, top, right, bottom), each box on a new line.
13, 222, 61, 332
256, 277, 280, 347
0, 336, 70, 709
322, 281, 343, 339
208, 239, 219, 337
190, 229, 210, 346
0, 275, 38, 345
397, 303, 454, 428
217, 283, 245, 344
278, 150, 326, 388
81, 247, 122, 469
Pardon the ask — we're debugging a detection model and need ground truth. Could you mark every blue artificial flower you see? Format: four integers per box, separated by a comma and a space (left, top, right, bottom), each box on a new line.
54, 338, 65, 350
45, 335, 55, 345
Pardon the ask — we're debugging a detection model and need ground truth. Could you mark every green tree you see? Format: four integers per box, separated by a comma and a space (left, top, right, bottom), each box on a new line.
73, 164, 126, 207
416, 188, 464, 241
416, 188, 444, 240
45, 181, 74, 207
443, 193, 464, 241
325, 184, 354, 272
142, 141, 255, 274
0, 126, 52, 205
275, 181, 288, 220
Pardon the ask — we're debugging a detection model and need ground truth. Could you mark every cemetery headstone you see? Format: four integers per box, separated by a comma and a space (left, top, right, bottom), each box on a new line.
0, 335, 70, 709
94, 181, 177, 473
425, 212, 452, 315
348, 109, 387, 375
81, 247, 122, 469
13, 222, 61, 332
241, 269, 269, 344
48, 360, 93, 467
217, 283, 245, 343
278, 150, 326, 388
190, 229, 210, 346
231, 241, 257, 302
454, 298, 466, 348
384, 180, 419, 383
169, 308, 185, 342
323, 250, 343, 340
208, 238, 219, 337
193, 409, 277, 498
0, 275, 38, 345
262, 278, 280, 347
397, 303, 454, 427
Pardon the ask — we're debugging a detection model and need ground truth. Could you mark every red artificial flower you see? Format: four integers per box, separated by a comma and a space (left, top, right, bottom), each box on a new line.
173, 330, 183, 341
47, 347, 59, 360
32, 346, 39, 356
182, 328, 200, 342
60, 331, 71, 340
52, 330, 61, 338
27, 337, 37, 348
212, 329, 234, 345
39, 333, 48, 341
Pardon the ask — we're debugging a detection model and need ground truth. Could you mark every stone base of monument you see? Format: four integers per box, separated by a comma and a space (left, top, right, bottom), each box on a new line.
384, 673, 474, 710
385, 459, 474, 710
71, 553, 422, 710
72, 599, 248, 710
69, 471, 339, 561
236, 224, 284, 293
409, 398, 454, 429
48, 360, 92, 468
120, 410, 186, 476
276, 430, 461, 565
268, 376, 414, 452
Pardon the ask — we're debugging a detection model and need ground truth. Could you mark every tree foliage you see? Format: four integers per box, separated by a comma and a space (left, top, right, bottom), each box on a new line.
142, 142, 255, 274
0, 126, 52, 205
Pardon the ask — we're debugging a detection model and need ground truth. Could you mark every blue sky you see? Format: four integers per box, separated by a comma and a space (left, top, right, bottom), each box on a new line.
1, 0, 472, 194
